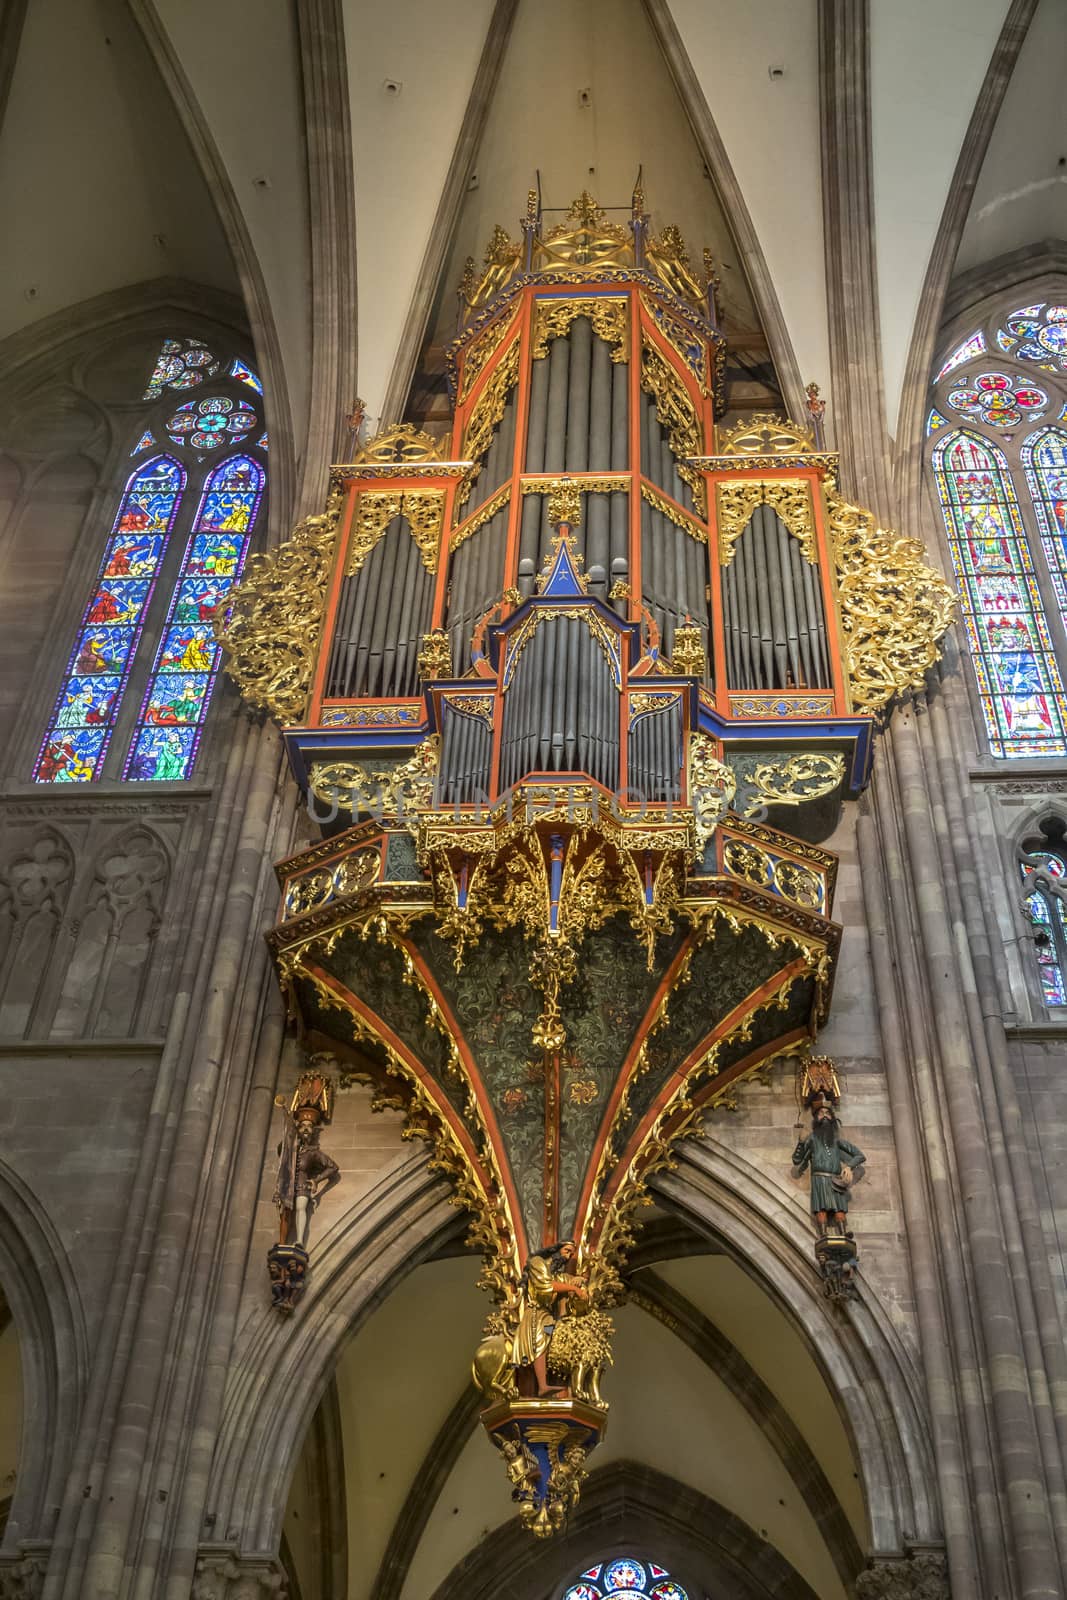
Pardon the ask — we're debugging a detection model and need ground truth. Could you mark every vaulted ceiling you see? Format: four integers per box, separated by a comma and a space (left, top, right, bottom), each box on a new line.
0, 0, 1061, 496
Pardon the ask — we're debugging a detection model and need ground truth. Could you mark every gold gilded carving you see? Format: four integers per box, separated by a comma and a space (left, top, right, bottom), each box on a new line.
729, 695, 835, 719
530, 297, 629, 363
645, 223, 706, 308
723, 839, 773, 888
308, 738, 439, 832
629, 690, 682, 724
688, 734, 736, 855
535, 192, 632, 275
829, 488, 955, 714
737, 753, 845, 815
401, 491, 446, 572
545, 480, 582, 527
447, 694, 495, 727
283, 850, 380, 920
717, 413, 817, 456
773, 859, 822, 908
217, 483, 342, 724
418, 630, 452, 681
345, 489, 444, 576
715, 480, 817, 567
670, 623, 705, 678
351, 422, 448, 464
460, 225, 524, 316
639, 292, 709, 395
345, 492, 400, 575
460, 310, 520, 402
451, 484, 511, 551
639, 482, 707, 542
640, 340, 705, 515
462, 340, 521, 473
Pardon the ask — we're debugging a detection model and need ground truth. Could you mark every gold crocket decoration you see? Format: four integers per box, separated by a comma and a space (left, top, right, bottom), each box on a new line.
670, 622, 706, 677
461, 339, 521, 480
216, 483, 342, 723
828, 488, 956, 714
418, 629, 452, 681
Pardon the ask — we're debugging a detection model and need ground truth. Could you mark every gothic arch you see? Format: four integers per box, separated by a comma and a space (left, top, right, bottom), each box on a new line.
207, 1154, 464, 1551
429, 1460, 819, 1600
211, 1136, 937, 1571
0, 1157, 87, 1551
652, 1135, 940, 1556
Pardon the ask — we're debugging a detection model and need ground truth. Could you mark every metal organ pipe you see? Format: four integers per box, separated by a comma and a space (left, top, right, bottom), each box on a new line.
326, 518, 434, 698
500, 616, 619, 791
723, 510, 832, 691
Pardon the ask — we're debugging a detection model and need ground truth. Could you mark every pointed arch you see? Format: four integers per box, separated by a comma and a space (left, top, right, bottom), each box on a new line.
1022, 425, 1067, 608
124, 452, 265, 780
32, 453, 186, 783
931, 428, 1067, 756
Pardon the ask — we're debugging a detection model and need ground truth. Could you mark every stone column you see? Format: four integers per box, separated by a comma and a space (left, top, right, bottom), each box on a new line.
820, 2, 1067, 1595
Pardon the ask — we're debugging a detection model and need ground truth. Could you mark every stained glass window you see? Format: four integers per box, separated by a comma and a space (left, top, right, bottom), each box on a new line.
927, 409, 949, 435
563, 1557, 687, 1600
229, 357, 264, 394
946, 372, 1047, 429
932, 431, 1067, 757
1019, 829, 1067, 1006
995, 304, 1067, 374
144, 337, 219, 399
34, 456, 186, 782
1022, 427, 1067, 610
934, 331, 985, 383
131, 429, 155, 455
123, 455, 264, 781
166, 395, 258, 452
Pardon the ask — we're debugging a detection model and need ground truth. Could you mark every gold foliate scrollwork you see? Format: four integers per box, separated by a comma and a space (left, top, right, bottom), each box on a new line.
639, 482, 707, 542
535, 192, 632, 275
352, 423, 448, 464
418, 630, 452, 681
309, 738, 439, 832
451, 485, 511, 551
736, 752, 845, 816
546, 481, 582, 527
687, 733, 736, 856
715, 480, 817, 567
462, 340, 521, 474
530, 297, 630, 363
216, 483, 342, 724
447, 694, 495, 727
400, 491, 446, 572
345, 492, 401, 575
828, 488, 955, 714
639, 341, 705, 514
460, 309, 520, 401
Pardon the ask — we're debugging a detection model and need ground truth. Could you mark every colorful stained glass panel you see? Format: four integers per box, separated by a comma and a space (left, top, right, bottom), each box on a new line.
1020, 853, 1067, 1005
123, 454, 264, 780
144, 338, 219, 400
934, 331, 985, 383
1022, 427, 1067, 610
604, 1559, 646, 1591
995, 304, 1067, 374
932, 431, 1067, 757
230, 357, 264, 393
926, 409, 948, 434
34, 457, 185, 782
946, 372, 1047, 429
166, 395, 257, 452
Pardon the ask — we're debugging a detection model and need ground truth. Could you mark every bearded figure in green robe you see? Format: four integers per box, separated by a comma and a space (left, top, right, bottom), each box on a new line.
792, 1093, 865, 1236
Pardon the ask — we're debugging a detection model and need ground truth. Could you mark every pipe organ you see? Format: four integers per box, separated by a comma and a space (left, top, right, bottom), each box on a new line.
268, 189, 887, 812
219, 187, 954, 1539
